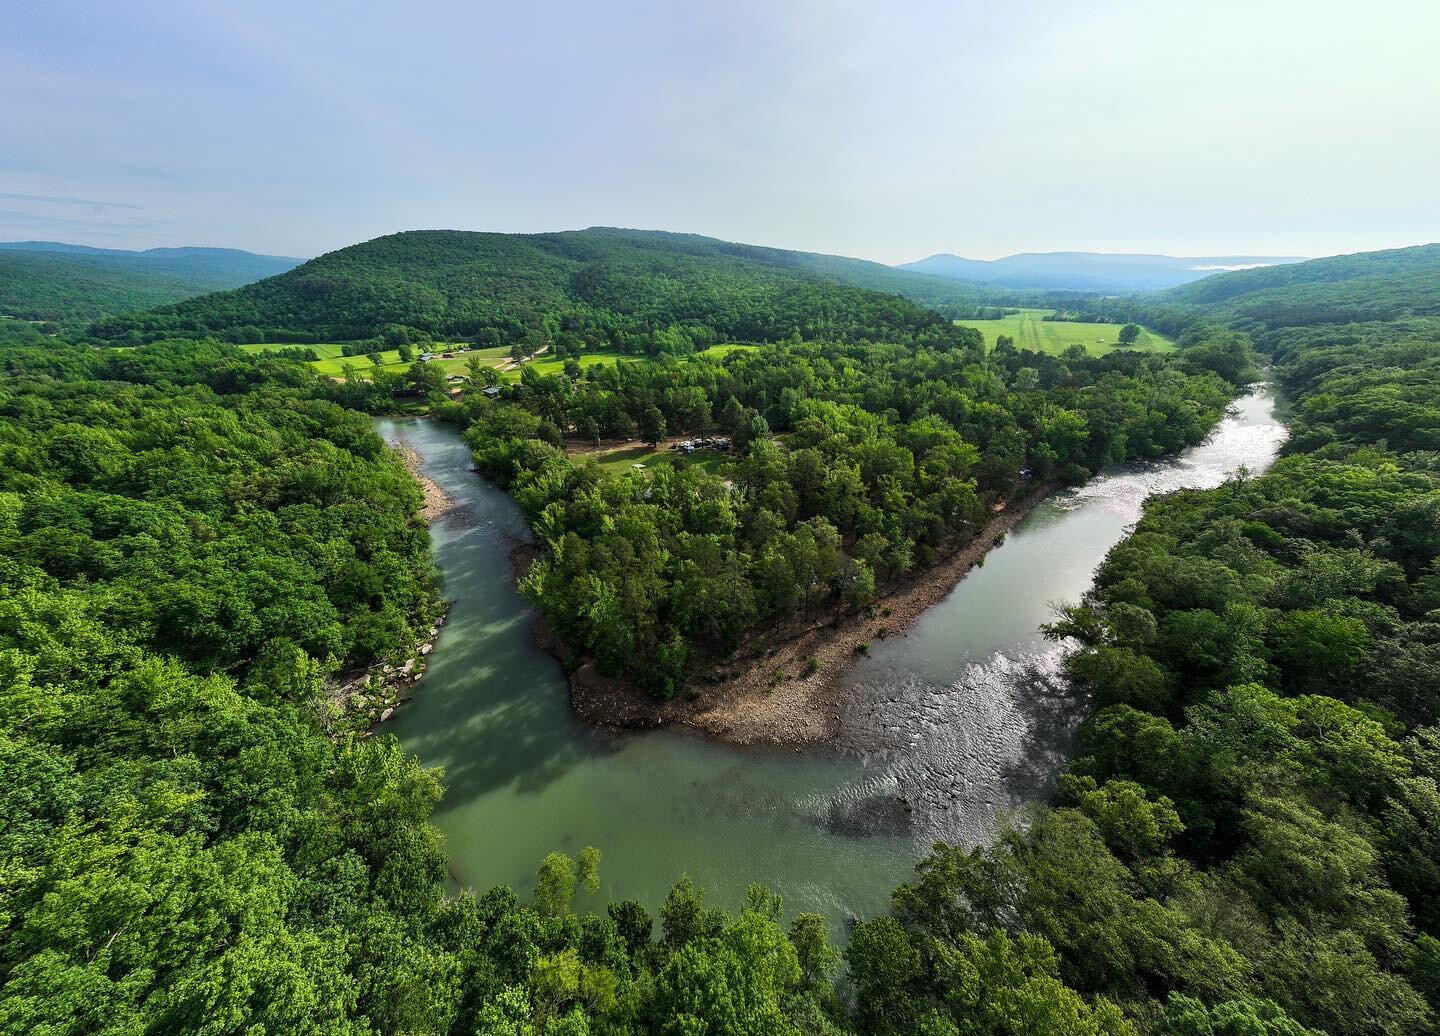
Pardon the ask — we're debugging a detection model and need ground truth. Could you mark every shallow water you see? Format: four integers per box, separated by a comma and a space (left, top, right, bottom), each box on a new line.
376, 387, 1285, 921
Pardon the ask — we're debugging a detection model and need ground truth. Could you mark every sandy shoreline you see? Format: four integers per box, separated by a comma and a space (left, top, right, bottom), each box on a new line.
392, 439, 459, 523
515, 481, 1058, 748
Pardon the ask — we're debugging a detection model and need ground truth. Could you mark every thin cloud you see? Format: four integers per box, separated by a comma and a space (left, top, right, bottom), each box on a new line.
0, 191, 144, 210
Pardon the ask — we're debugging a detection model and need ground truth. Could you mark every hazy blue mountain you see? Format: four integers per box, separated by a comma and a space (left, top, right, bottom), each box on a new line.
0, 240, 303, 277
897, 250, 1307, 292
0, 241, 304, 321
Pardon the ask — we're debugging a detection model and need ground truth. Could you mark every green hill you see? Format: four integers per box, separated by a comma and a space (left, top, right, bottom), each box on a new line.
89, 227, 994, 346
1158, 242, 1440, 331
0, 242, 303, 322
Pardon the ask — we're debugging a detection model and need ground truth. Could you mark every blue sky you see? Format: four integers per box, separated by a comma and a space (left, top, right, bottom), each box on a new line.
3, 0, 1437, 262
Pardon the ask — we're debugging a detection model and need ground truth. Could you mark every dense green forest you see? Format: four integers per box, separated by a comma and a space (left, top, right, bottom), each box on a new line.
86, 228, 1004, 347
451, 331, 1244, 694
0, 244, 301, 323
5, 242, 1440, 1033
0, 317, 48, 346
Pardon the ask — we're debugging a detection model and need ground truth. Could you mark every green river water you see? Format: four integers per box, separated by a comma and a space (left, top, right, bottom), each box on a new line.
375, 388, 1285, 922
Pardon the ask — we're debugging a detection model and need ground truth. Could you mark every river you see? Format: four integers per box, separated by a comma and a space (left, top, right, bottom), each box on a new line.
374, 387, 1286, 922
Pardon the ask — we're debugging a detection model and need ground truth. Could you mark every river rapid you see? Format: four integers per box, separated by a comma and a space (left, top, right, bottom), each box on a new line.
374, 387, 1286, 922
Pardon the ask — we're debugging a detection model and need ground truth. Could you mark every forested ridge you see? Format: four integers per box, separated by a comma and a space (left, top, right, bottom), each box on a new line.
1066, 243, 1440, 340
0, 244, 302, 323
4, 243, 1440, 1034
87, 228, 1001, 347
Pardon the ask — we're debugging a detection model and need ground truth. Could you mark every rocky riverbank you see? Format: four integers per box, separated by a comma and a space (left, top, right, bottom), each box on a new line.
325, 611, 449, 734
392, 439, 459, 523
517, 482, 1058, 748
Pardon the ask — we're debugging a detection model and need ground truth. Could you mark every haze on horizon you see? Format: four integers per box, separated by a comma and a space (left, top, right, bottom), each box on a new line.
3, 0, 1437, 265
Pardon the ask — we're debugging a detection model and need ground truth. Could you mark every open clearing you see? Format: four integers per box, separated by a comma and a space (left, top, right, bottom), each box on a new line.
697, 343, 759, 359
235, 343, 636, 381
238, 342, 508, 378
954, 308, 1175, 356
236, 341, 755, 382
565, 437, 736, 476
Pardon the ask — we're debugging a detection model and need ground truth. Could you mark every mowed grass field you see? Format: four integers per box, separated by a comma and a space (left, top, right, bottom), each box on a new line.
237, 342, 508, 378
569, 443, 735, 477
235, 343, 638, 382
954, 309, 1175, 356
238, 341, 759, 381
517, 350, 637, 379
697, 343, 759, 359
571, 444, 674, 474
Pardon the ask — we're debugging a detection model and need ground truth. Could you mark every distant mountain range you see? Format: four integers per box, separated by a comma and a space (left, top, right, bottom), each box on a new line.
897, 251, 1308, 292
0, 241, 304, 322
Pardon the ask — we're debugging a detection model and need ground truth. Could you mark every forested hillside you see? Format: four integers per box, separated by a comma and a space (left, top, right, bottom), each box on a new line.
87, 228, 997, 346
1157, 243, 1440, 333
0, 243, 302, 322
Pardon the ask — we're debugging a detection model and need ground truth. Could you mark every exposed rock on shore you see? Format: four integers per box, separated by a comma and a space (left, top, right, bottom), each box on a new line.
392, 440, 458, 523
325, 610, 448, 734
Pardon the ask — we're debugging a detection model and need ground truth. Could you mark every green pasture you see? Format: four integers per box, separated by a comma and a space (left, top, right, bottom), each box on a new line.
572, 444, 673, 474
697, 343, 759, 359
568, 441, 735, 477
235, 342, 510, 379
954, 308, 1175, 356
233, 341, 753, 382
511, 350, 635, 381
313, 345, 628, 381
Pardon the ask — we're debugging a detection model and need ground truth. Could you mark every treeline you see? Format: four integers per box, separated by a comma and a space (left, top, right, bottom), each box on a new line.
458, 332, 1245, 695
86, 229, 986, 355
0, 317, 50, 346
963, 305, 1021, 320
